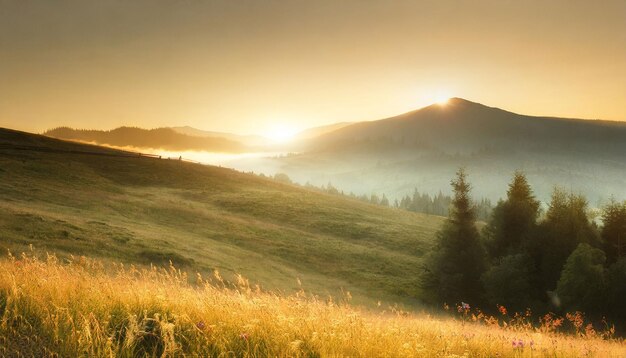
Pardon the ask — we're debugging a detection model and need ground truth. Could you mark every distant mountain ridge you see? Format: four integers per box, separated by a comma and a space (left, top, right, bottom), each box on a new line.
170, 126, 268, 146
247, 98, 626, 204
294, 122, 353, 140
44, 126, 249, 153
308, 98, 626, 156
44, 122, 355, 152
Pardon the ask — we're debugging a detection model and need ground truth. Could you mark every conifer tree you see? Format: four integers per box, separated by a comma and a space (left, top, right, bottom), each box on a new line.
380, 194, 390, 206
423, 168, 486, 305
601, 199, 626, 264
484, 171, 540, 258
556, 243, 607, 315
537, 188, 598, 290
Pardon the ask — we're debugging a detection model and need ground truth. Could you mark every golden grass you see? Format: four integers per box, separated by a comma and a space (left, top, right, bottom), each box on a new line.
1, 253, 624, 357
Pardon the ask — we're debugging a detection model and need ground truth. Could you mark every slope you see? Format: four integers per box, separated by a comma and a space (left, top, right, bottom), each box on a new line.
0, 127, 443, 307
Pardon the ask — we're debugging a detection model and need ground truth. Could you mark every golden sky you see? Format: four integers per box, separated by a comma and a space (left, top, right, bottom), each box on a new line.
1, 0, 625, 136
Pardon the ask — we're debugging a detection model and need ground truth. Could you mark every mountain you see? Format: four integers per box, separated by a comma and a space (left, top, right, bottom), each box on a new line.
43, 126, 249, 153
294, 122, 353, 140
238, 98, 626, 204
171, 122, 354, 147
0, 127, 442, 306
44, 123, 355, 153
171, 126, 269, 146
309, 98, 626, 155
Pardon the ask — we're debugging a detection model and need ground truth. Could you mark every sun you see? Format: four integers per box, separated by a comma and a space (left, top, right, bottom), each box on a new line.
422, 89, 453, 106
264, 124, 299, 143
434, 94, 451, 105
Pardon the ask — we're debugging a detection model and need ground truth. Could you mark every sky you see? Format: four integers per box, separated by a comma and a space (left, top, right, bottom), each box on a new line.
1, 0, 625, 136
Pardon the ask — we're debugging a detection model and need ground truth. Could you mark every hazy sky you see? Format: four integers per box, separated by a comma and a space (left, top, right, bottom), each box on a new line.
1, 0, 625, 136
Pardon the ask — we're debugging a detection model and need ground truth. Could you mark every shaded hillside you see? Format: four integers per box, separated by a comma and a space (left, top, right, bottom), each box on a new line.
44, 126, 249, 153
245, 99, 626, 204
0, 128, 443, 307
309, 98, 626, 156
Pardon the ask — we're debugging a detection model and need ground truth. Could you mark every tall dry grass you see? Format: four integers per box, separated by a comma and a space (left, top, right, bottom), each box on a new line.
0, 252, 624, 357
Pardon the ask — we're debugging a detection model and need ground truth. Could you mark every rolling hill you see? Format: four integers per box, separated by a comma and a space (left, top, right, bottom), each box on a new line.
0, 127, 443, 307
245, 98, 626, 204
43, 126, 250, 153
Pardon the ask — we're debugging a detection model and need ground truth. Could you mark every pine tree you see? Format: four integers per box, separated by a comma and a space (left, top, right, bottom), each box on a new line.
556, 243, 607, 315
380, 194, 390, 207
422, 168, 487, 305
484, 171, 540, 258
601, 199, 626, 264
537, 188, 598, 291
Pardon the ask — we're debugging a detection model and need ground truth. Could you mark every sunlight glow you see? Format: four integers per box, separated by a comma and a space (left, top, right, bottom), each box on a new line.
434, 95, 451, 105
264, 124, 299, 143
418, 89, 454, 107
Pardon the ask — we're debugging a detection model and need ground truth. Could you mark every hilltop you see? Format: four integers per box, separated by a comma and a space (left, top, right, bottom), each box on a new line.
0, 127, 443, 307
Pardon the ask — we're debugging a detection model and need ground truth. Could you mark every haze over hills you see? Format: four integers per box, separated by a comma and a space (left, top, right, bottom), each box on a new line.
171, 126, 269, 147
44, 126, 250, 153
40, 98, 626, 206
235, 98, 626, 205
43, 123, 355, 152
292, 122, 353, 140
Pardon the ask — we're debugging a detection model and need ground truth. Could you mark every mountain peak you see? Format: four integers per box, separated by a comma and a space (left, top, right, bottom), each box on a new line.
415, 97, 490, 114
444, 97, 491, 108
447, 97, 473, 104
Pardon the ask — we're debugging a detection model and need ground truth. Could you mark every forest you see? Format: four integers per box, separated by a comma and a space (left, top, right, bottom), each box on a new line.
423, 169, 626, 330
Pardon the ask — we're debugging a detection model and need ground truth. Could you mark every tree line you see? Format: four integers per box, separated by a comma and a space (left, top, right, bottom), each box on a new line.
396, 189, 492, 221
268, 172, 493, 220
422, 169, 626, 326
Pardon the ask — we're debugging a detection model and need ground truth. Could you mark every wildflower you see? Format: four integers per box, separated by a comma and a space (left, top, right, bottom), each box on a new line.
498, 305, 507, 315
196, 321, 206, 330
458, 302, 470, 314
517, 339, 524, 348
512, 340, 517, 348
240, 333, 249, 341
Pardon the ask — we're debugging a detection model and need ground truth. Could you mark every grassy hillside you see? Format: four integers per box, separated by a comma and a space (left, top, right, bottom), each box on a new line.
0, 128, 443, 307
2, 254, 624, 357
